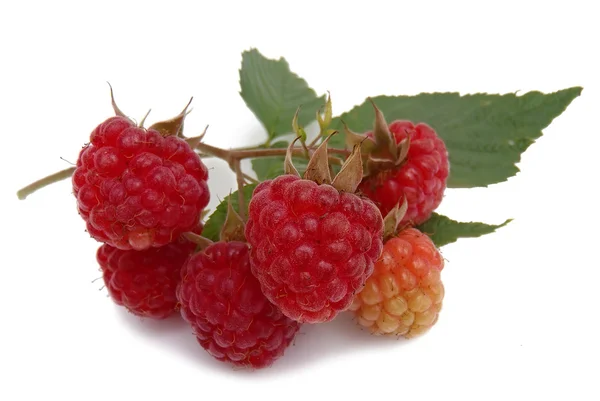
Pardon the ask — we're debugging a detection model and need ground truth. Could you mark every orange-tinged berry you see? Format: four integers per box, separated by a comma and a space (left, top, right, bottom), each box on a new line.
351, 227, 444, 337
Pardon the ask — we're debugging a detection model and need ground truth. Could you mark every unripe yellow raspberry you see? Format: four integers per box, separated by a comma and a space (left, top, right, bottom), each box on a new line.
349, 228, 444, 338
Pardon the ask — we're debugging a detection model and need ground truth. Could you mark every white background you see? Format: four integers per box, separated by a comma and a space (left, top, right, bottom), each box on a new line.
1, 1, 598, 400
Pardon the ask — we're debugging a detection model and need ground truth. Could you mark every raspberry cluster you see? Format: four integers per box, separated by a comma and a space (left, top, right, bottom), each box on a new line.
66, 100, 212, 323
22, 93, 454, 371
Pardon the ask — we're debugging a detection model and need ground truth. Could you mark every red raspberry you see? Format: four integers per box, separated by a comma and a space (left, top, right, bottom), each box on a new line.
358, 121, 449, 224
97, 232, 197, 319
177, 241, 300, 369
349, 227, 444, 337
72, 116, 210, 250
245, 174, 384, 324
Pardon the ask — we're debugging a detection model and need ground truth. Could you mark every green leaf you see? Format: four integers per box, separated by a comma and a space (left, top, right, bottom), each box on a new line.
251, 141, 286, 181
331, 87, 582, 187
417, 213, 512, 248
252, 156, 285, 181
251, 140, 308, 181
252, 156, 308, 181
240, 49, 325, 142
203, 184, 257, 242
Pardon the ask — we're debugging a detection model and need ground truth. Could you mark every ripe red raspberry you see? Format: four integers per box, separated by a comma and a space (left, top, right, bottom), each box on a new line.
245, 174, 384, 324
349, 227, 444, 337
359, 121, 449, 224
177, 241, 300, 369
97, 232, 197, 319
72, 116, 210, 250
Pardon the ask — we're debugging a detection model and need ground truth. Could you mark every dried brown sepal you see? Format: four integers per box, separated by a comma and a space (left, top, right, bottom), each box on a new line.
284, 137, 301, 176
382, 197, 409, 241
366, 155, 399, 174
332, 144, 363, 193
343, 120, 376, 155
183, 232, 213, 250
185, 125, 209, 149
369, 98, 397, 157
107, 82, 130, 120
328, 156, 344, 166
148, 97, 193, 138
321, 129, 338, 139
303, 133, 335, 184
220, 196, 246, 242
396, 136, 411, 166
200, 208, 211, 221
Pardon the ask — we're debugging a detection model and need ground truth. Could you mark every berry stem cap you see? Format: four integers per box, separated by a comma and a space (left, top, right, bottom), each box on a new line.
383, 197, 409, 241
220, 195, 246, 242
183, 232, 214, 250
331, 143, 363, 193
303, 133, 334, 184
149, 97, 193, 137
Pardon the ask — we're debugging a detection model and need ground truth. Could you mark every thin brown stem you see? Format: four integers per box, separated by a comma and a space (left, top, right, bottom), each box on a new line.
242, 173, 259, 184
183, 232, 213, 250
308, 135, 321, 148
328, 156, 344, 165
17, 167, 76, 200
233, 160, 246, 220
16, 141, 348, 203
196, 142, 232, 160
195, 142, 349, 161
300, 139, 310, 158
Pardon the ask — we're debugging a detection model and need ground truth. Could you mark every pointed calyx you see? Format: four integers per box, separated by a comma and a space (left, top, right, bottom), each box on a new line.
370, 98, 395, 157
284, 131, 362, 194
183, 232, 213, 250
107, 82, 131, 120
331, 144, 363, 193
303, 133, 334, 184
185, 125, 208, 149
383, 197, 409, 241
284, 137, 301, 176
366, 154, 399, 174
352, 99, 411, 177
220, 197, 246, 242
148, 97, 193, 137
344, 120, 376, 156
397, 136, 410, 164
